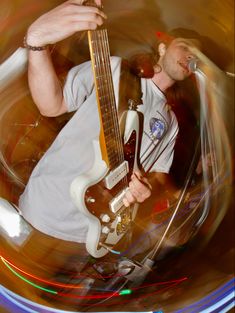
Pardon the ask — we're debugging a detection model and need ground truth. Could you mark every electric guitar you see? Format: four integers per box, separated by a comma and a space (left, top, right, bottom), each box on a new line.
70, 24, 141, 258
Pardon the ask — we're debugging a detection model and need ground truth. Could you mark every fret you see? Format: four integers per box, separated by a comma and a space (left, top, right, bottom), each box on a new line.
107, 155, 119, 164
98, 95, 114, 104
106, 146, 121, 156
108, 150, 119, 157
90, 37, 109, 44
103, 124, 115, 131
95, 75, 112, 84
96, 74, 110, 80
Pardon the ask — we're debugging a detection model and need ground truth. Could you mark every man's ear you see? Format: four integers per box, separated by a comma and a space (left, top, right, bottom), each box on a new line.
158, 43, 166, 57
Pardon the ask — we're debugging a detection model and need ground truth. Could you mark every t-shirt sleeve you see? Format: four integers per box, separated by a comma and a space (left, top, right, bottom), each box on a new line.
63, 60, 95, 112
63, 57, 122, 113
150, 114, 179, 174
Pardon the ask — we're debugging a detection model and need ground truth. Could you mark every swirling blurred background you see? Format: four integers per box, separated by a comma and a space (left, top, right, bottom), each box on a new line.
0, 0, 234, 312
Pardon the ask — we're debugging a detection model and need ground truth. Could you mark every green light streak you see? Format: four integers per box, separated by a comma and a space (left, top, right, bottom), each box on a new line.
119, 289, 132, 295
1, 258, 57, 294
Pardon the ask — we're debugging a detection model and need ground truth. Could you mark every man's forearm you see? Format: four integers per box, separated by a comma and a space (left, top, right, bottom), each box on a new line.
28, 49, 67, 117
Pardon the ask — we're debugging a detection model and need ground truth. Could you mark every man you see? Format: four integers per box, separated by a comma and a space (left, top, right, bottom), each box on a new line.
19, 0, 200, 253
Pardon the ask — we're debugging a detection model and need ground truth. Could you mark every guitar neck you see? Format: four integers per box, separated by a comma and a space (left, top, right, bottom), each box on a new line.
88, 29, 124, 169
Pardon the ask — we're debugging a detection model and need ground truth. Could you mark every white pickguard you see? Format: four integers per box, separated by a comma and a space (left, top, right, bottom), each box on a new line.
70, 109, 140, 258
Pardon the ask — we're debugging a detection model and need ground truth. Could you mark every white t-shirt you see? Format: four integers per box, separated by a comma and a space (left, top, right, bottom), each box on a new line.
19, 56, 178, 243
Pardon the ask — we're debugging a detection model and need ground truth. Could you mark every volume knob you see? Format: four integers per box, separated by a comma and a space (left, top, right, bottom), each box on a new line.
102, 226, 110, 234
100, 214, 111, 223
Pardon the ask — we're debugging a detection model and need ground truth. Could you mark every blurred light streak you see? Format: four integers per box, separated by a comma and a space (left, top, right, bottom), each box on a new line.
57, 291, 120, 300
119, 289, 132, 295
0, 48, 27, 93
52, 281, 184, 307
0, 284, 77, 313
174, 278, 235, 313
0, 255, 83, 289
0, 3, 45, 33
1, 256, 122, 300
1, 279, 233, 312
119, 183, 208, 257
0, 254, 125, 283
1, 257, 57, 294
49, 278, 188, 306
131, 277, 188, 290
0, 255, 187, 298
0, 2, 233, 313
0, 1, 12, 33
0, 204, 21, 237
193, 50, 233, 232
0, 254, 188, 307
199, 290, 234, 313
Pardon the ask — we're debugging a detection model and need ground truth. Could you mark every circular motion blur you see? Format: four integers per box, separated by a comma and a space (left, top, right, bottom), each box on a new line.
0, 0, 234, 312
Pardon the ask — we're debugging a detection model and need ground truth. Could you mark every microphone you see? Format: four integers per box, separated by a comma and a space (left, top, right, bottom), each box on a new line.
188, 58, 200, 73
188, 57, 220, 76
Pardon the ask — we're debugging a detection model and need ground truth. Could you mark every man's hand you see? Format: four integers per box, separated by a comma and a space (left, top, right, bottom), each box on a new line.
123, 171, 152, 207
26, 0, 106, 46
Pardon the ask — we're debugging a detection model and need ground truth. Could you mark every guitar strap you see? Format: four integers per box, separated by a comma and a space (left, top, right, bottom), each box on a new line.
118, 59, 143, 119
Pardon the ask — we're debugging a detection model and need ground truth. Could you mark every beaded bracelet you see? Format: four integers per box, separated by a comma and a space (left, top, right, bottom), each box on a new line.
23, 36, 47, 51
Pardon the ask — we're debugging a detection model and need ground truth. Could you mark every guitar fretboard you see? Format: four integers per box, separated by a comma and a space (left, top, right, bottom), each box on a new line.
88, 29, 124, 170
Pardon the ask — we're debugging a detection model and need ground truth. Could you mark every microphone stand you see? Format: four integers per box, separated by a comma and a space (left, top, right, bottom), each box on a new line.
117, 138, 201, 288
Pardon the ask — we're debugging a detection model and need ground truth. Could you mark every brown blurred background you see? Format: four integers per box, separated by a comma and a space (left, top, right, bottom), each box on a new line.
0, 1, 234, 312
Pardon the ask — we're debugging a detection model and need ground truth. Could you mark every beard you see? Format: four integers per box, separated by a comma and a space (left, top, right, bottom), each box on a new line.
162, 57, 190, 81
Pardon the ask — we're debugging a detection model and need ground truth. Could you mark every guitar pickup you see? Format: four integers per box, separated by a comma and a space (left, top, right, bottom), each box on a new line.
109, 188, 128, 213
104, 161, 129, 190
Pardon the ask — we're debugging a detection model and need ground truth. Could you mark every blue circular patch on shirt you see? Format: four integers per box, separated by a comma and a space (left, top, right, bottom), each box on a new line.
150, 117, 166, 140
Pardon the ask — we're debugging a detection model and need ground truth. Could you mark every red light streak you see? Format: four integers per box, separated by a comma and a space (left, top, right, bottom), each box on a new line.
0, 255, 83, 289
0, 253, 188, 305
0, 254, 122, 288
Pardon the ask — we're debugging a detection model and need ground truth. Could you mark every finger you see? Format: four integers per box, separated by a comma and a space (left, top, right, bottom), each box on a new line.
131, 173, 152, 192
95, 0, 102, 7
132, 171, 152, 188
130, 176, 148, 194
130, 187, 151, 202
123, 197, 130, 207
124, 189, 137, 204
68, 0, 84, 5
79, 0, 101, 5
69, 12, 105, 26
129, 180, 146, 199
130, 178, 152, 200
70, 21, 100, 31
66, 5, 107, 19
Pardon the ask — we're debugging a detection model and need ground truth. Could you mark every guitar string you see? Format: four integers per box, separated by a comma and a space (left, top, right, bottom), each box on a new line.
93, 30, 118, 167
98, 29, 126, 190
91, 29, 139, 258
92, 30, 113, 164
92, 29, 126, 184
101, 29, 124, 167
102, 29, 129, 189
97, 29, 126, 176
91, 29, 131, 197
96, 30, 117, 166
100, 29, 133, 242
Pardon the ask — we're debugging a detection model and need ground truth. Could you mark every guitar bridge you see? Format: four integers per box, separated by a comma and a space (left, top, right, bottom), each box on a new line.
104, 161, 129, 190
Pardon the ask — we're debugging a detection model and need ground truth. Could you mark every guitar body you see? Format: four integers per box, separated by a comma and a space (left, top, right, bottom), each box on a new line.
71, 109, 140, 258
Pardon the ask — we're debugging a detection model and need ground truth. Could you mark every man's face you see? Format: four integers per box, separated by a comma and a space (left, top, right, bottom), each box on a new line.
160, 38, 199, 81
